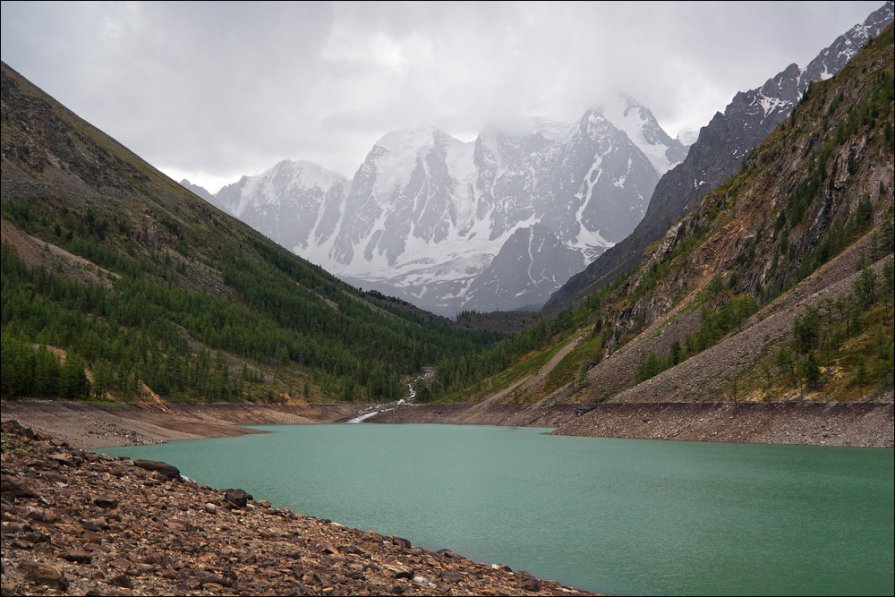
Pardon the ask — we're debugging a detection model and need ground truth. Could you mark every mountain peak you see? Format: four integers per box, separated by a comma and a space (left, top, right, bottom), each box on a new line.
594, 96, 688, 175
265, 159, 348, 188
531, 117, 576, 141
178, 179, 215, 203
578, 108, 616, 139
374, 126, 449, 152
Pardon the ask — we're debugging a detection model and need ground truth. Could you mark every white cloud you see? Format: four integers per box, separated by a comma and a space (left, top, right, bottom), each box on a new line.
0, 1, 884, 192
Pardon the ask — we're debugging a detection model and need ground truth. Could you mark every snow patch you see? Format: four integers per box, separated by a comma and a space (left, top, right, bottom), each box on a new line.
602, 97, 681, 174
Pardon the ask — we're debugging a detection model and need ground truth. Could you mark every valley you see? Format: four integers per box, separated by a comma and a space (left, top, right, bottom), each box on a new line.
2, 3, 894, 596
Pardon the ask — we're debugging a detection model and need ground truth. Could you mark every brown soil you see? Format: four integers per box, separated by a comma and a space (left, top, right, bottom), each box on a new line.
0, 421, 591, 596
370, 401, 894, 448
0, 400, 358, 450
0, 219, 119, 288
553, 401, 894, 446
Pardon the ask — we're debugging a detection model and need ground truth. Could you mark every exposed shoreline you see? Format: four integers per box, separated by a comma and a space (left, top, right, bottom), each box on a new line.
0, 399, 358, 450
368, 400, 895, 448
1, 398, 892, 450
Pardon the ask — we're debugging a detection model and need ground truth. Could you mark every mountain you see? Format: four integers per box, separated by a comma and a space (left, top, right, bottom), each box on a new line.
0, 61, 499, 404
179, 179, 214, 203
199, 106, 675, 316
430, 20, 894, 411
602, 96, 689, 175
211, 160, 349, 259
545, 0, 894, 311
462, 223, 586, 313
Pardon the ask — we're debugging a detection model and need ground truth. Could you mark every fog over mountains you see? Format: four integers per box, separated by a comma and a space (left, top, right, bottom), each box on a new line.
183, 2, 893, 318
546, 0, 895, 310
185, 98, 686, 315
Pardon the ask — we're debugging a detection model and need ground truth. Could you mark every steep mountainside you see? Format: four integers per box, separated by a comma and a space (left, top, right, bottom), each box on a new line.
428, 22, 894, 414
0, 62, 498, 404
192, 100, 682, 316
545, 1, 894, 311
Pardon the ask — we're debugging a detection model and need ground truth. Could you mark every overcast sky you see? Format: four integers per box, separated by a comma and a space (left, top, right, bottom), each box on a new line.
1, 1, 884, 193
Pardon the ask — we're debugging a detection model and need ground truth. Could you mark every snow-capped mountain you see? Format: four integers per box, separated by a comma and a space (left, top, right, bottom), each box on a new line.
208, 160, 348, 256
602, 97, 689, 175
186, 101, 679, 316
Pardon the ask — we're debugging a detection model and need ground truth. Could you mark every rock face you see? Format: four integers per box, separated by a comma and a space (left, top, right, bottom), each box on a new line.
190, 99, 678, 316
544, 0, 895, 310
0, 422, 592, 596
463, 224, 586, 313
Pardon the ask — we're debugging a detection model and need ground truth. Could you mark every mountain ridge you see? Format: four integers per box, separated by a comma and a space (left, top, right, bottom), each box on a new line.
191, 100, 680, 316
544, 0, 894, 311
423, 19, 894, 416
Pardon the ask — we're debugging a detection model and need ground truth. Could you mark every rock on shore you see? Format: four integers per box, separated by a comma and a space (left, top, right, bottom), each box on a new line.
0, 420, 592, 596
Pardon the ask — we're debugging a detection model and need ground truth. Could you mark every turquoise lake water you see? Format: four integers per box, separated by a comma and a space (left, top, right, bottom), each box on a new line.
103, 424, 894, 595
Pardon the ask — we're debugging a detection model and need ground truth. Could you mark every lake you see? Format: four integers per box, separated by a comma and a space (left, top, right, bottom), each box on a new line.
103, 424, 894, 595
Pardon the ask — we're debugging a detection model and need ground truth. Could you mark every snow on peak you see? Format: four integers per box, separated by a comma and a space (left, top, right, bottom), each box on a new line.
224, 159, 346, 218
374, 126, 440, 152
369, 127, 441, 199
532, 117, 577, 141
268, 159, 347, 190
601, 95, 683, 175
756, 93, 791, 116
580, 108, 616, 139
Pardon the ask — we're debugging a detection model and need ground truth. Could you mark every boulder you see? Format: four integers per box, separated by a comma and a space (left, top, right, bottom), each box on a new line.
20, 563, 68, 591
62, 550, 93, 564
1, 420, 37, 439
109, 574, 133, 588
518, 572, 541, 592
133, 460, 180, 481
93, 497, 119, 509
1, 480, 37, 501
224, 489, 252, 509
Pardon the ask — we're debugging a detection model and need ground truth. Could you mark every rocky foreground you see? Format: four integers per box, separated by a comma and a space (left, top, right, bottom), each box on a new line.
0, 421, 592, 596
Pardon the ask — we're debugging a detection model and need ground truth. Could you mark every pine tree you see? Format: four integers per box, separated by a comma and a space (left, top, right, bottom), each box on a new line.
32, 347, 61, 397
60, 352, 91, 399
853, 267, 878, 309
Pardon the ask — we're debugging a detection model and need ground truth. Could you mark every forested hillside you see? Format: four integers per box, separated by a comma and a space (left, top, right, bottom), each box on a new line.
0, 62, 500, 404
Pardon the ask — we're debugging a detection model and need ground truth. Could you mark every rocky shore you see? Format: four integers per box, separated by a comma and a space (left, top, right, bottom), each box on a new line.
370, 401, 894, 448
0, 420, 592, 596
4, 397, 892, 450
0, 400, 358, 449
